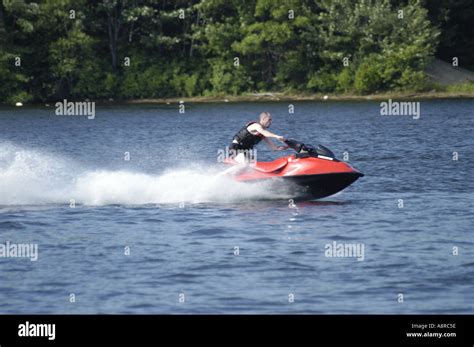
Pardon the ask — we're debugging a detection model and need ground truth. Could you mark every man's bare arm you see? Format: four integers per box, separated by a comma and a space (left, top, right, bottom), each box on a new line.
251, 124, 286, 142
263, 138, 288, 151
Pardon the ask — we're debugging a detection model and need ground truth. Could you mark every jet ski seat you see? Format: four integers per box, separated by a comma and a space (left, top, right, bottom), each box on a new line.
252, 157, 288, 173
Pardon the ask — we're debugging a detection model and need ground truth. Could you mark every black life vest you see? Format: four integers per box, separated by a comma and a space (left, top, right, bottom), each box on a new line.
232, 121, 265, 149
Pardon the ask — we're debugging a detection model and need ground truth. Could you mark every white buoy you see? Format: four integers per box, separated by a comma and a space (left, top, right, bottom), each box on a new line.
224, 99, 229, 102
179, 100, 184, 104
166, 102, 170, 105
323, 95, 329, 100
15, 102, 23, 107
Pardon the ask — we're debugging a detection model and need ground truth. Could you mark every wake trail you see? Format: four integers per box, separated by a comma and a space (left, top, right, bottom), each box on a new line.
0, 142, 290, 206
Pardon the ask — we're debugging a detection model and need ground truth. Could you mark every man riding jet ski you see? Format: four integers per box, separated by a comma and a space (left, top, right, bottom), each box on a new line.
223, 112, 364, 199
230, 112, 288, 159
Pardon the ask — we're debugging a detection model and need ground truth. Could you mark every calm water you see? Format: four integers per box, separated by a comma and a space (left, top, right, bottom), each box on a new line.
0, 100, 473, 313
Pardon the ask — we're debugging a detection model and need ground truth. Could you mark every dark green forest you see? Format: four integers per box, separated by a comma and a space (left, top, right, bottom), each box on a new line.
0, 0, 473, 103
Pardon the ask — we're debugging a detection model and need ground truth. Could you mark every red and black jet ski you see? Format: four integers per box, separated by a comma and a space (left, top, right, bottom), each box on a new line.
224, 139, 364, 199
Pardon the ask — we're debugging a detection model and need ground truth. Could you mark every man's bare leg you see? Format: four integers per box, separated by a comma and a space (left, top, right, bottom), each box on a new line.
220, 152, 248, 176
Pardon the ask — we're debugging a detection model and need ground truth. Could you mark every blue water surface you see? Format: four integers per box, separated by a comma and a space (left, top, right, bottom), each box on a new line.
0, 100, 473, 313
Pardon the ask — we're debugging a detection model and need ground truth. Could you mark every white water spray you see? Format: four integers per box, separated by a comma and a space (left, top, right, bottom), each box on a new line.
0, 143, 289, 206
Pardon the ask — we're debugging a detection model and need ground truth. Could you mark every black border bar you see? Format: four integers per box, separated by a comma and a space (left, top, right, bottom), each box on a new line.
0, 314, 472, 345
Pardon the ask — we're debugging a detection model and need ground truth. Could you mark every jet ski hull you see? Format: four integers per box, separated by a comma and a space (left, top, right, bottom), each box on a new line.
224, 139, 364, 199
282, 171, 364, 199
226, 153, 364, 199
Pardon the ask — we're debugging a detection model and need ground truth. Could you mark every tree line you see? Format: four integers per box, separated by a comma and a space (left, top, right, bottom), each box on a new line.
0, 0, 473, 103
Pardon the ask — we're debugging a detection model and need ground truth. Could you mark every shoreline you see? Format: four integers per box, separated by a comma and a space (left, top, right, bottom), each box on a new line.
3, 91, 474, 107
113, 91, 474, 104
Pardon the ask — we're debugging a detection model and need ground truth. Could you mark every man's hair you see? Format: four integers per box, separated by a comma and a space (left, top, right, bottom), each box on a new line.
259, 112, 272, 122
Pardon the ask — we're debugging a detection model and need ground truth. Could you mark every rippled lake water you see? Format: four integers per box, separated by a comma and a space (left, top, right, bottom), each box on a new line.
0, 100, 473, 313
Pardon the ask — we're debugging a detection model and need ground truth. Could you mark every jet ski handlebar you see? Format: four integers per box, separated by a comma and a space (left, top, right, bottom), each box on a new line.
284, 139, 336, 159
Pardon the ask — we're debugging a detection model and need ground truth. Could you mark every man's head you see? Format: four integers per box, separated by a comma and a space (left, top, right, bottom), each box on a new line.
259, 112, 272, 128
